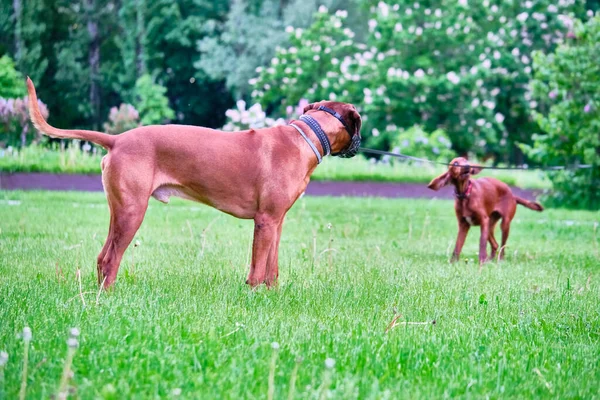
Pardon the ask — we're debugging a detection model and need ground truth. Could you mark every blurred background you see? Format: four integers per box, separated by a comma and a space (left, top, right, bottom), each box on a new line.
0, 0, 599, 208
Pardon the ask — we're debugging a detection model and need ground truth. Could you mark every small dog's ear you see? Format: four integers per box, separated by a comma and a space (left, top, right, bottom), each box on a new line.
428, 171, 450, 191
303, 103, 317, 114
470, 165, 483, 175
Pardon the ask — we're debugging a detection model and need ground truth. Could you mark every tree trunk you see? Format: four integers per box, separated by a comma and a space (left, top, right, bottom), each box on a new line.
136, 0, 147, 76
13, 0, 23, 68
86, 0, 101, 130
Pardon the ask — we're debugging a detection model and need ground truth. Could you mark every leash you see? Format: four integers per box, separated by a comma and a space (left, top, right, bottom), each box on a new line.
358, 148, 595, 171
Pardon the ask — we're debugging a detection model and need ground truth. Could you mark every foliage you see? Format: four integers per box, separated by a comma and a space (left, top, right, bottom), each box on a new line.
0, 143, 103, 174
0, 55, 26, 99
103, 104, 140, 135
525, 15, 600, 209
222, 100, 285, 131
133, 74, 175, 125
388, 125, 457, 163
252, 1, 587, 162
0, 145, 551, 190
0, 191, 598, 398
0, 96, 48, 148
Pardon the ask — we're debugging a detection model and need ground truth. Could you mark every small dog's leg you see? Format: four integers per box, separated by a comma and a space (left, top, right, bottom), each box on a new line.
488, 219, 499, 260
478, 216, 490, 264
451, 220, 470, 262
499, 219, 511, 260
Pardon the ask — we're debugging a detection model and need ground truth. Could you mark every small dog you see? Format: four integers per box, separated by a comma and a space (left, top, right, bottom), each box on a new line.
428, 157, 543, 264
27, 78, 362, 288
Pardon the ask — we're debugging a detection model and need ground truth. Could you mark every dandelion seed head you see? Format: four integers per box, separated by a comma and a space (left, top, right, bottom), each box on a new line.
325, 358, 335, 369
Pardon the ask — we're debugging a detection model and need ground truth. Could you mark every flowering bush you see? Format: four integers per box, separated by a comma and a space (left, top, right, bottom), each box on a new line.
0, 96, 49, 148
524, 14, 600, 209
103, 103, 140, 135
251, 1, 586, 162
389, 125, 457, 163
252, 7, 358, 115
222, 100, 285, 131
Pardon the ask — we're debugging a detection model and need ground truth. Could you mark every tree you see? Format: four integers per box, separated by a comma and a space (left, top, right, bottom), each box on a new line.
524, 15, 600, 209
0, 55, 26, 98
133, 74, 174, 125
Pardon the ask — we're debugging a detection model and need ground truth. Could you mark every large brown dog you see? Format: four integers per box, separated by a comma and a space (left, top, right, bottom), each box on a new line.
27, 78, 362, 288
428, 157, 543, 264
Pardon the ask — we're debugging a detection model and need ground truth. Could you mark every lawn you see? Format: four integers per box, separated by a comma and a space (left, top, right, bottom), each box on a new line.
0, 191, 598, 399
0, 145, 552, 189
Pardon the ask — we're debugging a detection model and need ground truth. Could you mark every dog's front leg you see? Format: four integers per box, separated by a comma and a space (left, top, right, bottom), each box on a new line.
247, 214, 281, 287
264, 219, 284, 287
478, 216, 490, 265
451, 220, 470, 262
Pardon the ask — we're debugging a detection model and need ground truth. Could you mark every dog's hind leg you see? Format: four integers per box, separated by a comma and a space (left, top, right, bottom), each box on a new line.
499, 218, 511, 260
99, 196, 149, 288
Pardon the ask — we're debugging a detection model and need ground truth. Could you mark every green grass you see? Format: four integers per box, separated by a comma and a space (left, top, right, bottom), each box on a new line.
0, 145, 552, 189
1, 191, 598, 399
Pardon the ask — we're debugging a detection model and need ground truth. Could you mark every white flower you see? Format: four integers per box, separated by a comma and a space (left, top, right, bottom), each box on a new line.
483, 100, 495, 109
318, 5, 328, 13
495, 113, 505, 123
517, 12, 528, 23
491, 5, 498, 12
372, 128, 380, 137
406, 8, 413, 15
70, 328, 80, 337
394, 23, 403, 32
415, 27, 423, 36
67, 338, 79, 348
271, 342, 280, 350
476, 118, 485, 127
378, 1, 390, 17
435, 9, 442, 17
335, 10, 348, 18
446, 71, 460, 84
482, 59, 492, 68
368, 19, 378, 31
521, 55, 530, 64
414, 69, 425, 78
285, 26, 294, 33
23, 327, 32, 342
0, 351, 8, 367
325, 358, 336, 369
313, 55, 320, 61
471, 98, 480, 107
511, 48, 520, 57
458, 0, 468, 6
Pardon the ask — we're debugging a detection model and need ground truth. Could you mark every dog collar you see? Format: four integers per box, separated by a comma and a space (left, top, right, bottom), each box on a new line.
455, 180, 473, 200
289, 123, 322, 164
299, 114, 331, 156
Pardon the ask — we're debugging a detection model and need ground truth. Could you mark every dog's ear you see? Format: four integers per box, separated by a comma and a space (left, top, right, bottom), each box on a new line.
428, 171, 450, 191
346, 107, 362, 136
469, 165, 483, 175
303, 103, 318, 114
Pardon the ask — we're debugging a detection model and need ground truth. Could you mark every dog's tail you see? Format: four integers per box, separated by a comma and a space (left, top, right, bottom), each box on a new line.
27, 77, 115, 150
516, 196, 544, 211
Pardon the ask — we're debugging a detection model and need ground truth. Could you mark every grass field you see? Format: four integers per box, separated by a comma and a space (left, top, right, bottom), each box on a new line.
0, 191, 598, 399
0, 145, 552, 189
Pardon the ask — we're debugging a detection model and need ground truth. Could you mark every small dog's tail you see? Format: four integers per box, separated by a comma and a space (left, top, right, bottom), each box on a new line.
27, 77, 115, 150
516, 196, 544, 211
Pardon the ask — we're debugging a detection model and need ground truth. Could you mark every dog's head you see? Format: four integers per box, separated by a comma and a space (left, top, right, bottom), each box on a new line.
302, 101, 362, 157
427, 157, 483, 191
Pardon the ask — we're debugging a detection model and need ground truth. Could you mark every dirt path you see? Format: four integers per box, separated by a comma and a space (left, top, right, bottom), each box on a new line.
0, 172, 540, 200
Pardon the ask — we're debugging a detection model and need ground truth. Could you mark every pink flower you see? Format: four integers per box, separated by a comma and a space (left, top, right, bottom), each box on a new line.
549, 91, 557, 99
584, 103, 592, 113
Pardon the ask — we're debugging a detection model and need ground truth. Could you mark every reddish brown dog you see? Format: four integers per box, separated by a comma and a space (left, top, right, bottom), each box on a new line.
428, 157, 543, 264
27, 78, 362, 288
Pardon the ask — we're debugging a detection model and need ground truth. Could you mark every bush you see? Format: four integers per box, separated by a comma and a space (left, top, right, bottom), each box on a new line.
252, 1, 586, 161
134, 74, 175, 125
0, 55, 26, 99
103, 103, 140, 134
0, 96, 49, 148
222, 100, 285, 131
524, 15, 600, 209
388, 125, 457, 163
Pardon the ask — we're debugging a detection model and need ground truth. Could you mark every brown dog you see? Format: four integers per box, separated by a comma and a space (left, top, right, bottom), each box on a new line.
26, 78, 362, 288
428, 157, 543, 264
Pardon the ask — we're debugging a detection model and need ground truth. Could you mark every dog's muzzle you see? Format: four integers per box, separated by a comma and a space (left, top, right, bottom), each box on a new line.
334, 134, 361, 158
